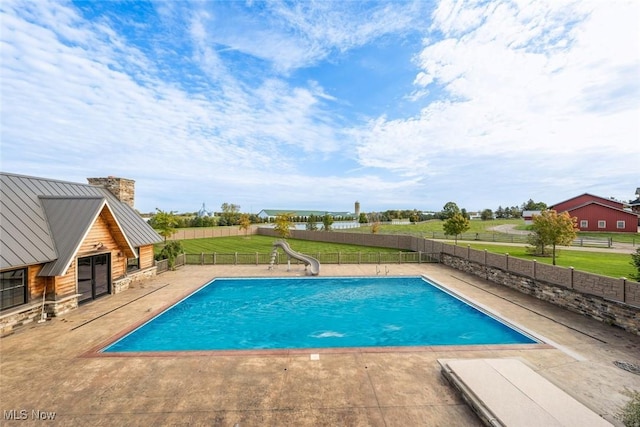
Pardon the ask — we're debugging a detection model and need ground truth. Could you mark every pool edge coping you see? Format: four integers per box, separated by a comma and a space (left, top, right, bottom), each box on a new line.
82, 274, 553, 358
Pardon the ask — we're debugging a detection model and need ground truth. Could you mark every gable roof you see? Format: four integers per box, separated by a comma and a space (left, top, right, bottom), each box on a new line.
564, 201, 640, 217
0, 172, 162, 271
550, 193, 623, 210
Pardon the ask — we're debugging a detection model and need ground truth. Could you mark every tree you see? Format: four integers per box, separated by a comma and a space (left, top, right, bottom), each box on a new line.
358, 213, 368, 224
156, 240, 184, 270
441, 202, 461, 220
306, 215, 318, 231
321, 213, 333, 231
522, 199, 547, 211
219, 203, 241, 226
495, 206, 505, 219
274, 213, 293, 239
529, 210, 577, 265
631, 248, 640, 281
238, 214, 251, 237
443, 213, 470, 244
480, 209, 494, 221
150, 208, 178, 243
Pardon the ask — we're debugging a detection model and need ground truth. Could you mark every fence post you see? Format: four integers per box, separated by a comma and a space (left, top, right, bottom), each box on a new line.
201, 253, 204, 265
256, 252, 259, 265
570, 266, 574, 289
235, 252, 238, 265
338, 251, 341, 265
505, 253, 509, 270
467, 245, 470, 259
484, 249, 488, 280
622, 277, 626, 303
398, 252, 402, 264
214, 252, 217, 265
419, 251, 422, 264
533, 260, 536, 280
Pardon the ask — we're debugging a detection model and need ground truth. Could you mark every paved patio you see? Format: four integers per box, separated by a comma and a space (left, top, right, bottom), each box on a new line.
1, 263, 639, 426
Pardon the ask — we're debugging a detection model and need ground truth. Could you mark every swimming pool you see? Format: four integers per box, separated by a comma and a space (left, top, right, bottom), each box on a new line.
103, 276, 537, 352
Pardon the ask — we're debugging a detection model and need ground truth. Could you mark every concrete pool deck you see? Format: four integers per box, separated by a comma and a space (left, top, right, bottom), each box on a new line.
1, 263, 639, 426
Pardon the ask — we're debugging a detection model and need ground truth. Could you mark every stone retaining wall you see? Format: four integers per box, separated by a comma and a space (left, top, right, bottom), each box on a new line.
441, 254, 639, 335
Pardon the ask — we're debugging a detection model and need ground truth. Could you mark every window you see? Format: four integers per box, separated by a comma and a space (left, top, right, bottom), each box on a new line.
1, 268, 27, 311
617, 220, 625, 229
598, 220, 606, 229
127, 247, 140, 273
580, 220, 588, 228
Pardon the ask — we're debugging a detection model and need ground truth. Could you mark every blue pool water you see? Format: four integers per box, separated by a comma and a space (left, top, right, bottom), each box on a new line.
103, 276, 537, 352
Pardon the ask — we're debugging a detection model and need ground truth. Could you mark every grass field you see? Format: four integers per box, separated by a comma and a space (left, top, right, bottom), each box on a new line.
340, 219, 639, 244
464, 243, 636, 279
164, 235, 407, 255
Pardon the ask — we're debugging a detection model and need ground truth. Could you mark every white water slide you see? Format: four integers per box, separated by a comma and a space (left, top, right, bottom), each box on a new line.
271, 240, 320, 276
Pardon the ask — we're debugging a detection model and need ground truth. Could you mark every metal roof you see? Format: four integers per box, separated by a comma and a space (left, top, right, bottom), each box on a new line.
258, 209, 353, 217
0, 172, 162, 272
38, 196, 105, 276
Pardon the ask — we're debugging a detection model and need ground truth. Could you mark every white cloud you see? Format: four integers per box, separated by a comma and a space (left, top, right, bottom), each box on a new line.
2, 0, 637, 212
354, 0, 639, 186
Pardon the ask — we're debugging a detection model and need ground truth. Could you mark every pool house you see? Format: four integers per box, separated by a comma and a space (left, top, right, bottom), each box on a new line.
0, 172, 162, 335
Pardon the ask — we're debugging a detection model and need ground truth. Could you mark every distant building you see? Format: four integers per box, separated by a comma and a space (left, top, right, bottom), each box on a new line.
549, 193, 639, 232
197, 203, 213, 218
257, 209, 353, 221
627, 187, 640, 216
522, 210, 542, 225
468, 212, 482, 220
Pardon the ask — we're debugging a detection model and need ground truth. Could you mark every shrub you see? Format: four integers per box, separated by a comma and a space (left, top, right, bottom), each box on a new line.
631, 248, 640, 281
156, 241, 184, 270
620, 389, 640, 427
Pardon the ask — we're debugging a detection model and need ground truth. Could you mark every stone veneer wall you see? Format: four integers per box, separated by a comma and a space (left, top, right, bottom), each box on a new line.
0, 303, 42, 336
442, 254, 639, 335
113, 266, 157, 293
1, 267, 158, 336
87, 176, 135, 208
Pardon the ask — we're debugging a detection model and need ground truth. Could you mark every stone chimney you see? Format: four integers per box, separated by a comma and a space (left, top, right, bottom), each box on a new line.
87, 176, 135, 208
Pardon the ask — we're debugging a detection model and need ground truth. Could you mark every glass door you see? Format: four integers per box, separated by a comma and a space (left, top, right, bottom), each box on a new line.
77, 257, 93, 303
77, 254, 111, 303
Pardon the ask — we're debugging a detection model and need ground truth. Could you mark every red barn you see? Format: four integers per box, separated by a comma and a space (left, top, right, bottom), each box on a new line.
550, 193, 639, 232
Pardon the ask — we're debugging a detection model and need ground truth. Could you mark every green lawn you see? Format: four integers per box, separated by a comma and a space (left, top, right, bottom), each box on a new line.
464, 243, 636, 279
158, 235, 407, 255
342, 220, 639, 244
341, 219, 522, 235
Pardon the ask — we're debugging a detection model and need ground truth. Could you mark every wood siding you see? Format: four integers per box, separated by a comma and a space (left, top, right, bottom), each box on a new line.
53, 261, 77, 298
139, 245, 155, 269
52, 209, 133, 299
569, 204, 638, 232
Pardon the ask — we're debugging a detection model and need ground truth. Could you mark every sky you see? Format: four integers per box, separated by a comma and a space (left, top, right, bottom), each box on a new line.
1, 0, 638, 215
